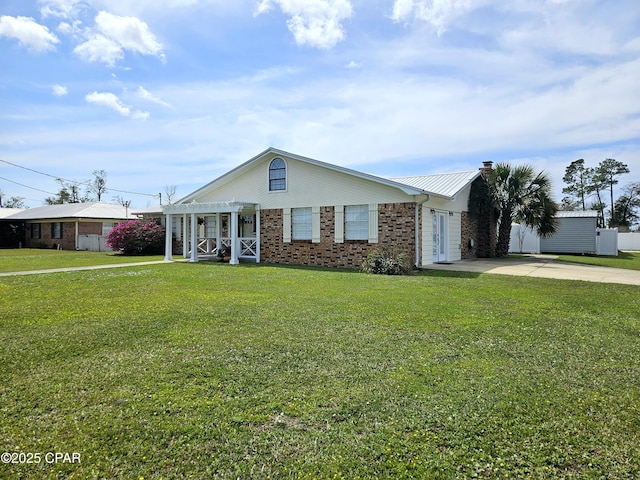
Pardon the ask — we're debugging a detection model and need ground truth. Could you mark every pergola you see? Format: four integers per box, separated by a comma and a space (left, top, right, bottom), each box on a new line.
162, 201, 259, 264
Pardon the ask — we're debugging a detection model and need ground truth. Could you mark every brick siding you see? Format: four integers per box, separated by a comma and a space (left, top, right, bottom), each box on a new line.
260, 203, 416, 269
26, 221, 104, 250
460, 211, 476, 259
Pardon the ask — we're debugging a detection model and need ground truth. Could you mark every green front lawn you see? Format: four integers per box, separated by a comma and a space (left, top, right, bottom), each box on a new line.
1, 263, 638, 478
556, 251, 640, 270
0, 249, 164, 273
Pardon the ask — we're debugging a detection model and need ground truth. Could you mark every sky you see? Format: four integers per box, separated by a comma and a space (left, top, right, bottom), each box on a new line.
1, 0, 639, 210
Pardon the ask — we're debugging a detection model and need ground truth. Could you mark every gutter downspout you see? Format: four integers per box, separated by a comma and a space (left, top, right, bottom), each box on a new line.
415, 194, 429, 268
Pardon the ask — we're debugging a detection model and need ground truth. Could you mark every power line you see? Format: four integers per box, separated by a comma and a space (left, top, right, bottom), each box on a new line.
0, 158, 61, 181
0, 158, 158, 198
0, 175, 57, 195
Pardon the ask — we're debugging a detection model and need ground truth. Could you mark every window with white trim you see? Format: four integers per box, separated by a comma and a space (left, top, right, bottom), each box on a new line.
292, 207, 312, 240
269, 158, 286, 191
345, 205, 368, 240
102, 222, 117, 236
52, 222, 63, 239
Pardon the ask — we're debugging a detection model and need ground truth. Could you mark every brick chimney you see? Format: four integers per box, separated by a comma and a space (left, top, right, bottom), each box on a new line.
474, 161, 497, 258
480, 161, 493, 179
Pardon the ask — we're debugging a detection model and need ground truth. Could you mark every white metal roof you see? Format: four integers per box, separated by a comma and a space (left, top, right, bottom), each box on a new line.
4, 202, 135, 220
389, 170, 481, 199
556, 210, 599, 218
0, 208, 25, 219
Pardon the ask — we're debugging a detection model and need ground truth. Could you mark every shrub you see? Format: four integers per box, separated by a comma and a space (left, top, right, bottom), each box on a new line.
105, 220, 165, 255
361, 247, 413, 275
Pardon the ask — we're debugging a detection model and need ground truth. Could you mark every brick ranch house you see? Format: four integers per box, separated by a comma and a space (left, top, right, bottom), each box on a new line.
2, 202, 135, 251
160, 148, 494, 268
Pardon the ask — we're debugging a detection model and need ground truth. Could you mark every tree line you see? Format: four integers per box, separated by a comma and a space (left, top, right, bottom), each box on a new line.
562, 158, 637, 229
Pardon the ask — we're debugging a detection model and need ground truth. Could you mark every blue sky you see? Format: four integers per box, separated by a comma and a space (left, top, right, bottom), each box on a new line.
1, 0, 639, 209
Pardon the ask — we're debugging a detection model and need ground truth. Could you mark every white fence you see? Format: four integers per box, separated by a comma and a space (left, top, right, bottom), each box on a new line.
596, 228, 618, 256
509, 225, 540, 254
78, 235, 113, 252
619, 232, 640, 251
509, 224, 619, 256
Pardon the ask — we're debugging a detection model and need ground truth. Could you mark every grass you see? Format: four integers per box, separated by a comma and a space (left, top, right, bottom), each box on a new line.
555, 251, 640, 270
0, 255, 639, 478
0, 248, 165, 273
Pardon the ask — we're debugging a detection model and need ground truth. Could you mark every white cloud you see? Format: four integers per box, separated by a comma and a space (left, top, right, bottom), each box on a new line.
74, 34, 124, 66
86, 91, 131, 116
391, 0, 475, 35
0, 15, 60, 53
38, 0, 83, 19
94, 11, 164, 58
85, 91, 149, 119
255, 0, 353, 49
136, 86, 172, 107
74, 11, 165, 66
52, 84, 68, 96
57, 19, 84, 39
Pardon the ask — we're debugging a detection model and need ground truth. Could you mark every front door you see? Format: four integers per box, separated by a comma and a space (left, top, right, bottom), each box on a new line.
432, 211, 447, 263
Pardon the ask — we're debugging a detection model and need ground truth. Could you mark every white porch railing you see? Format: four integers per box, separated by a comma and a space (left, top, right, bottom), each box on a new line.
189, 237, 257, 259
239, 238, 257, 257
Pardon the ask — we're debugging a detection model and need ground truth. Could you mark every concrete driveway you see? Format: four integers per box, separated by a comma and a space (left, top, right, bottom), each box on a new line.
426, 255, 640, 286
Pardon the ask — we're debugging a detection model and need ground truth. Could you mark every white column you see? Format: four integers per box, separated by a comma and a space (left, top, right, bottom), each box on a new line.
164, 214, 173, 261
255, 208, 261, 263
216, 212, 222, 255
229, 212, 239, 265
334, 205, 344, 243
182, 214, 188, 258
190, 213, 198, 262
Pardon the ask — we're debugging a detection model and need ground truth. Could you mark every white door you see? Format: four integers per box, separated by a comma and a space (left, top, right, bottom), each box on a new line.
432, 211, 447, 263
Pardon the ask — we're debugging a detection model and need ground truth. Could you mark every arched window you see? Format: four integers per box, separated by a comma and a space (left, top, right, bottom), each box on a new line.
269, 158, 287, 191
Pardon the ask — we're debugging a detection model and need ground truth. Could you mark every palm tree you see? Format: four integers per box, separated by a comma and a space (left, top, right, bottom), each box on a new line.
489, 163, 559, 257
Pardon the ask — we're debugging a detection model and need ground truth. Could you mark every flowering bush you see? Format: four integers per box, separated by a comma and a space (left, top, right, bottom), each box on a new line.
361, 247, 413, 275
105, 220, 165, 255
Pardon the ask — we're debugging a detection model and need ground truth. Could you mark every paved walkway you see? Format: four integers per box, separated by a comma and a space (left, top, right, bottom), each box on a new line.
426, 255, 640, 286
0, 260, 173, 277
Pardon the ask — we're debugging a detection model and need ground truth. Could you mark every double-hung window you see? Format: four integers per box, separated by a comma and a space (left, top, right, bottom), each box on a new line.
292, 207, 312, 240
102, 222, 116, 236
51, 222, 63, 239
345, 205, 368, 240
31, 223, 41, 239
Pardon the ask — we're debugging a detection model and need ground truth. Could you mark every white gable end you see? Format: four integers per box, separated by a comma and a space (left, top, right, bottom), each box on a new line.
184, 151, 422, 208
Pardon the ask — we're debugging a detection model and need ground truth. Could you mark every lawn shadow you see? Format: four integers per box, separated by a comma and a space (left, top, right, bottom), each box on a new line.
417, 269, 482, 279
189, 260, 363, 275
616, 251, 636, 261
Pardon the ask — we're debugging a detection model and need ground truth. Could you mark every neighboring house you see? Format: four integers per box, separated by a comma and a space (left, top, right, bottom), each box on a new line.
3, 202, 135, 251
509, 210, 618, 256
162, 148, 487, 268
